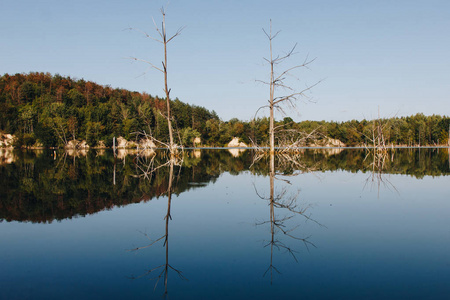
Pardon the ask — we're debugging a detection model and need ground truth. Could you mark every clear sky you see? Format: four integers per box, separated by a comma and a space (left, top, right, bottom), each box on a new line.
1, 0, 449, 122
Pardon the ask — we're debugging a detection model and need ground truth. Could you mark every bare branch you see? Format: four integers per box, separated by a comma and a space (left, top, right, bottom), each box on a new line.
167, 26, 186, 43
168, 264, 188, 281
125, 27, 163, 43
128, 57, 164, 73
151, 17, 164, 39
273, 43, 297, 64
274, 58, 317, 82
256, 79, 270, 85
262, 28, 280, 41
127, 234, 165, 251
262, 57, 271, 64
273, 80, 322, 105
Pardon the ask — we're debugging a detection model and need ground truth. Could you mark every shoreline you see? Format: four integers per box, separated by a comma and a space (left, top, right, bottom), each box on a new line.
2, 145, 450, 151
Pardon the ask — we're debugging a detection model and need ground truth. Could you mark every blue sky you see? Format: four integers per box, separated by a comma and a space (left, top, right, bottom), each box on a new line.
1, 0, 449, 122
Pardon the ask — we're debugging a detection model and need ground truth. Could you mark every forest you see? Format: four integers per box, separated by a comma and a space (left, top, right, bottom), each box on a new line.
1, 72, 449, 148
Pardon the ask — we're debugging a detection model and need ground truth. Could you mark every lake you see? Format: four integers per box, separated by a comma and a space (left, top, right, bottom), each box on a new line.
1, 148, 449, 299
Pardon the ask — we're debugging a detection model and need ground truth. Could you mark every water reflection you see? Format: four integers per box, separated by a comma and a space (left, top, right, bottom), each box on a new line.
228, 148, 247, 157
1, 148, 450, 299
363, 148, 399, 196
0, 148, 449, 223
129, 159, 186, 297
0, 148, 15, 165
254, 153, 321, 283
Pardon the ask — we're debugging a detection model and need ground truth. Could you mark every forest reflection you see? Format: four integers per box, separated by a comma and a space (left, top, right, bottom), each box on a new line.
0, 148, 449, 223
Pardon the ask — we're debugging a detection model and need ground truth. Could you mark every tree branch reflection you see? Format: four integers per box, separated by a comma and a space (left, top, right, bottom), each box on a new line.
363, 148, 399, 196
254, 152, 323, 284
128, 155, 186, 297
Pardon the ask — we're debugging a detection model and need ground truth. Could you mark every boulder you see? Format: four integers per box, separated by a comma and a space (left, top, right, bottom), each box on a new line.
127, 141, 138, 148
193, 137, 201, 146
227, 137, 248, 148
96, 141, 106, 148
193, 149, 201, 158
0, 149, 15, 164
309, 137, 345, 148
66, 140, 90, 149
228, 148, 246, 157
139, 138, 156, 149
78, 140, 89, 149
65, 140, 78, 149
0, 133, 15, 148
117, 137, 128, 149
325, 138, 345, 147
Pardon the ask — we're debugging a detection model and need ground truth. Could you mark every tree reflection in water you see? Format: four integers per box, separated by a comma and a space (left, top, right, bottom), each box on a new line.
363, 148, 399, 196
253, 152, 323, 284
128, 155, 186, 297
1, 148, 448, 223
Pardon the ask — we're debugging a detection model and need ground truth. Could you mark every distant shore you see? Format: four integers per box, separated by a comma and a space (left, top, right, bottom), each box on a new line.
2, 145, 450, 151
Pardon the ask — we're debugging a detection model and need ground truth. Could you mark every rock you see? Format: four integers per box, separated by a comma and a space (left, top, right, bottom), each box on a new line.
65, 140, 90, 149
65, 140, 78, 149
228, 148, 246, 157
0, 148, 15, 164
0, 133, 15, 148
139, 138, 156, 149
78, 140, 89, 149
326, 138, 345, 147
127, 141, 138, 148
117, 137, 128, 149
227, 137, 247, 148
96, 141, 106, 148
309, 137, 345, 147
193, 137, 201, 146
117, 149, 127, 159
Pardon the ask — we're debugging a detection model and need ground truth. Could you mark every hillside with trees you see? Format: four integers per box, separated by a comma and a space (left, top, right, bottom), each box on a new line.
1, 72, 449, 148
0, 72, 219, 148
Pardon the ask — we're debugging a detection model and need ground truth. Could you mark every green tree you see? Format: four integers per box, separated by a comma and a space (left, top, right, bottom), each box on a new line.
181, 127, 201, 147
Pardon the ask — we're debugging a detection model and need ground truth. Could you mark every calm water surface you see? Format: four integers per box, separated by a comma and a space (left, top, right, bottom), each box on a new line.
0, 148, 449, 299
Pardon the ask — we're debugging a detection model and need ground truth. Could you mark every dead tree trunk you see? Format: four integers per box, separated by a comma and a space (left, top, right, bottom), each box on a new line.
129, 7, 184, 155
258, 20, 318, 154
269, 30, 276, 154
161, 10, 175, 154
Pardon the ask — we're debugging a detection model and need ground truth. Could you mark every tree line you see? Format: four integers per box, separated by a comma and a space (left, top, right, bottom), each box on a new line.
1, 72, 449, 148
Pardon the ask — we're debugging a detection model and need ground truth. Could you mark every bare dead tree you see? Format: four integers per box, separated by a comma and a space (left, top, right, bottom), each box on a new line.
249, 139, 320, 176
256, 20, 320, 154
51, 117, 69, 146
356, 108, 396, 151
127, 7, 185, 155
131, 137, 184, 183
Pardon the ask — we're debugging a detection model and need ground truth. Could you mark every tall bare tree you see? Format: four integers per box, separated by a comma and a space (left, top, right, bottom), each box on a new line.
129, 7, 184, 155
258, 20, 319, 154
